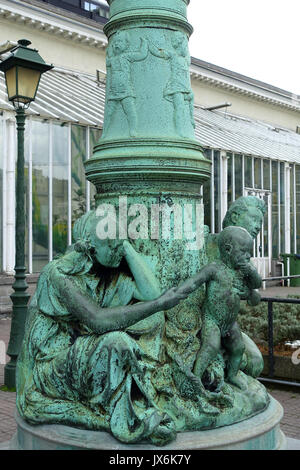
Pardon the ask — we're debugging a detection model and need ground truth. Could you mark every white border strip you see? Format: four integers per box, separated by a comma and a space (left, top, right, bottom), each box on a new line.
28, 116, 33, 273
48, 121, 53, 262
67, 123, 72, 246
86, 126, 90, 213
1, 113, 7, 272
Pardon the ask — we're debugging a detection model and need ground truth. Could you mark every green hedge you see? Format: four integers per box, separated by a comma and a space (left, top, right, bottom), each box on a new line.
239, 296, 300, 347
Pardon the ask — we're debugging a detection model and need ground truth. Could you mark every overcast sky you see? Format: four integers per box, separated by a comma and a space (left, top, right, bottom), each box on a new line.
187, 0, 300, 95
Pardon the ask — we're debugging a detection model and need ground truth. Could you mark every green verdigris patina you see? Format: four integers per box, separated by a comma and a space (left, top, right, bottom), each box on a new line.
16, 0, 270, 447
206, 196, 266, 262
17, 211, 189, 445
16, 212, 269, 446
178, 226, 262, 397
205, 196, 267, 380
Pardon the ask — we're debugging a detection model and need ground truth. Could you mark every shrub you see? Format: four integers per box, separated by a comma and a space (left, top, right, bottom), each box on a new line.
239, 296, 300, 347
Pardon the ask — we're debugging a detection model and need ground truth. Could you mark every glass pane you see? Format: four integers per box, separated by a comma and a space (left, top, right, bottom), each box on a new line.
71, 125, 87, 230
254, 157, 261, 189
0, 119, 3, 271
227, 153, 233, 206
89, 127, 102, 210
296, 165, 300, 253
17, 66, 40, 103
64, 0, 80, 5
32, 120, 49, 272
234, 154, 243, 199
263, 194, 269, 257
203, 148, 212, 160
280, 163, 285, 254
263, 160, 270, 190
214, 150, 220, 232
290, 166, 295, 253
99, 8, 109, 18
5, 66, 17, 100
202, 149, 212, 230
87, 2, 98, 11
245, 156, 252, 188
272, 161, 279, 258
89, 127, 101, 154
53, 123, 69, 257
24, 121, 30, 271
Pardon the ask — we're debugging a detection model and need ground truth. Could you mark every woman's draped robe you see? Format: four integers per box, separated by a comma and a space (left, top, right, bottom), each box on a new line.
16, 251, 167, 444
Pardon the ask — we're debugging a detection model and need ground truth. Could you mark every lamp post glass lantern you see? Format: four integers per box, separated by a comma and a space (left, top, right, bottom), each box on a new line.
0, 39, 53, 388
1, 39, 53, 108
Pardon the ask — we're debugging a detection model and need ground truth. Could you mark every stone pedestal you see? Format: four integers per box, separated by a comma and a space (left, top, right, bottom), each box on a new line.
10, 397, 286, 450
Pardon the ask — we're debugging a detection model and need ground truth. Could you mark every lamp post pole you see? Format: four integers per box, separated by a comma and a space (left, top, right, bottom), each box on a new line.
4, 107, 30, 389
0, 39, 53, 388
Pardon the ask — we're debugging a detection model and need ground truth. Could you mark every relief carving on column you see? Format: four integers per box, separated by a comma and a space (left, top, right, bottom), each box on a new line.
149, 31, 195, 136
104, 32, 149, 137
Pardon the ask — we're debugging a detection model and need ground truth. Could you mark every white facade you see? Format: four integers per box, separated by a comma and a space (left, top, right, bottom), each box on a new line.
190, 59, 300, 132
0, 0, 107, 74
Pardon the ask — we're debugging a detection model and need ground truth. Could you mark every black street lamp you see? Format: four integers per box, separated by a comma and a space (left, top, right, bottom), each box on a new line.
0, 39, 53, 388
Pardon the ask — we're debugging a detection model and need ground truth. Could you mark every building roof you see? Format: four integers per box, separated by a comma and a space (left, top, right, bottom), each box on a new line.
0, 0, 108, 50
191, 57, 300, 102
21, 0, 109, 26
194, 107, 300, 163
1, 1, 299, 114
0, 67, 105, 126
190, 59, 300, 114
0, 67, 300, 164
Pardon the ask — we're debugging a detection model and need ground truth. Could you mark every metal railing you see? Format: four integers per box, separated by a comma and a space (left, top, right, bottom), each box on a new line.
262, 274, 300, 282
257, 279, 300, 388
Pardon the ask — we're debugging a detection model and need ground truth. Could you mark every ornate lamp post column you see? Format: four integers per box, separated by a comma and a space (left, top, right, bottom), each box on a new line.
11, 4, 285, 451
0, 39, 53, 388
85, 0, 211, 297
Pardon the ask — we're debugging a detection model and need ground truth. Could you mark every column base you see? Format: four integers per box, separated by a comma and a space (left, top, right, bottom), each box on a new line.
11, 396, 286, 450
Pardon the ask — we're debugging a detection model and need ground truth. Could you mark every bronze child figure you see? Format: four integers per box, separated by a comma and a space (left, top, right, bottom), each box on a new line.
176, 225, 262, 392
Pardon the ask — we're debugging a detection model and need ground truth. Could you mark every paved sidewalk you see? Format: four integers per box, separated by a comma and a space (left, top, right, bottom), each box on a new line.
0, 286, 300, 445
0, 315, 17, 443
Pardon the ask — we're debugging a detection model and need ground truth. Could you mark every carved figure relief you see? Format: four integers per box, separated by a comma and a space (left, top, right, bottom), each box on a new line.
149, 31, 195, 136
104, 32, 149, 138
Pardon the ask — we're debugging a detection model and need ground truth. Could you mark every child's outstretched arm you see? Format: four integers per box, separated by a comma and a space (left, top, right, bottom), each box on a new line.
176, 263, 216, 296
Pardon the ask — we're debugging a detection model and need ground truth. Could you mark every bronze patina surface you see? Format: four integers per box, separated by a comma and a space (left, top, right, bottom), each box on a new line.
16, 0, 271, 447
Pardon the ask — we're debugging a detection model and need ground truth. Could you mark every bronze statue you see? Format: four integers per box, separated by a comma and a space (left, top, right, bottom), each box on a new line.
16, 201, 269, 446
178, 226, 261, 392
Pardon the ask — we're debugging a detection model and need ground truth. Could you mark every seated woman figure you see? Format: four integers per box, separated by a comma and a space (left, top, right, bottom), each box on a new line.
16, 210, 189, 446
